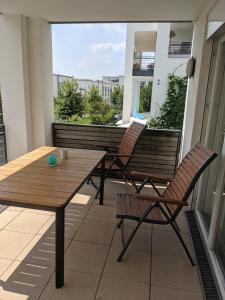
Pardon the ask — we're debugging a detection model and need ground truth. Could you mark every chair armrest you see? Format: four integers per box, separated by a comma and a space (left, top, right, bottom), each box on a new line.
131, 171, 172, 184
135, 193, 188, 206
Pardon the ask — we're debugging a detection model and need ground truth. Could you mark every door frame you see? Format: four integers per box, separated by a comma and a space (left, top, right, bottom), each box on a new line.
196, 32, 225, 297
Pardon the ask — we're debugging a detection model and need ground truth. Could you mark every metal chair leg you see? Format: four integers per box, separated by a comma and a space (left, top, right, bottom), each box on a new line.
170, 221, 195, 266
117, 219, 123, 228
117, 219, 142, 262
117, 205, 155, 262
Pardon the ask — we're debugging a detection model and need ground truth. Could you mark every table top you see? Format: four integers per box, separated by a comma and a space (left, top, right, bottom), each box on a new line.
0, 146, 105, 208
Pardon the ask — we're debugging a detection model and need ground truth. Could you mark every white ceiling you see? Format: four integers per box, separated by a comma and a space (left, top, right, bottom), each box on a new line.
0, 0, 211, 22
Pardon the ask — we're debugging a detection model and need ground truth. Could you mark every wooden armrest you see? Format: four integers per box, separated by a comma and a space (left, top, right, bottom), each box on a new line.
131, 171, 172, 183
135, 193, 188, 206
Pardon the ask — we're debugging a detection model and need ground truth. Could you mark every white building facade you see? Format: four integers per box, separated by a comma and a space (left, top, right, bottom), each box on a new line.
122, 22, 193, 123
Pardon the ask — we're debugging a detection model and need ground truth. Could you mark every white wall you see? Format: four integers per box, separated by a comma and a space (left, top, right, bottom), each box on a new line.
182, 0, 217, 158
0, 15, 54, 160
0, 15, 32, 160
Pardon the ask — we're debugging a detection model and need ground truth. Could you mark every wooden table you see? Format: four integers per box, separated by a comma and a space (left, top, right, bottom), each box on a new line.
0, 146, 106, 288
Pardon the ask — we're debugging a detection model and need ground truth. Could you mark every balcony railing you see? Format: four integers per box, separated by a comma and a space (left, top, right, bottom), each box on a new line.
52, 123, 181, 178
168, 42, 192, 56
133, 55, 154, 76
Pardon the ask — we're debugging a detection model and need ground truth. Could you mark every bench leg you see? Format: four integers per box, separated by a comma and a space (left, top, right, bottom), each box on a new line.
56, 207, 65, 288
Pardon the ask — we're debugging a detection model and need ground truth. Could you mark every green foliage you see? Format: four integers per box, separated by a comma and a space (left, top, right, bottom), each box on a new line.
139, 82, 152, 113
85, 85, 116, 125
148, 74, 187, 130
55, 78, 84, 121
110, 86, 123, 113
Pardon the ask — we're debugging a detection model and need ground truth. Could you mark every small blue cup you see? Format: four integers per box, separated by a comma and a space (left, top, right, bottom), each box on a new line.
48, 154, 57, 167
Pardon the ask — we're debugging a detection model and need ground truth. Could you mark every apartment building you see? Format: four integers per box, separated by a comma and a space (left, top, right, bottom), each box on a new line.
53, 74, 119, 102
123, 22, 193, 122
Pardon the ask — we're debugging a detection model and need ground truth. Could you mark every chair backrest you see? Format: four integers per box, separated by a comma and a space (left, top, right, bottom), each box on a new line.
118, 121, 146, 166
163, 143, 217, 216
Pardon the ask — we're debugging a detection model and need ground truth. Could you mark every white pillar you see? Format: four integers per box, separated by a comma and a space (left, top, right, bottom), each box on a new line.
0, 15, 32, 160
28, 18, 54, 148
122, 25, 135, 123
150, 23, 171, 117
0, 15, 53, 160
133, 80, 140, 115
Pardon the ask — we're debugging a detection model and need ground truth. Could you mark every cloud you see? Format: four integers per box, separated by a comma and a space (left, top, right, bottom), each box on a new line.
90, 42, 125, 53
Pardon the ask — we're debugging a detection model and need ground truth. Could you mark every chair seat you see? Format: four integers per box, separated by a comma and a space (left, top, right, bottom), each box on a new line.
116, 193, 165, 223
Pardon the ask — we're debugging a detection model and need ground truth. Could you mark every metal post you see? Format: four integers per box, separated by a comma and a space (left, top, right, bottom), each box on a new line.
55, 207, 65, 288
99, 157, 105, 205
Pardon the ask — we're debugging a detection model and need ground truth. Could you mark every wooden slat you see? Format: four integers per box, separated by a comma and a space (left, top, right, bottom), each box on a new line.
52, 123, 181, 178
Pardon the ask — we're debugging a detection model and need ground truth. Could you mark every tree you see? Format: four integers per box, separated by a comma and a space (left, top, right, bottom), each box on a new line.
139, 81, 152, 113
110, 86, 123, 113
148, 74, 187, 130
85, 85, 116, 125
55, 78, 84, 120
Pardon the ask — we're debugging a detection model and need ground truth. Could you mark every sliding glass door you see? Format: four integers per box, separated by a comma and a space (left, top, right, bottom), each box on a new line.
198, 38, 225, 233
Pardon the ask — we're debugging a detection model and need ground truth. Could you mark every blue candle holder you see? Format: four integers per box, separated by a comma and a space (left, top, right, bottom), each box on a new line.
48, 154, 57, 167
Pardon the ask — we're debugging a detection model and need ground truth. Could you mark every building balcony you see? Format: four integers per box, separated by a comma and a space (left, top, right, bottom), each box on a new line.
168, 42, 192, 57
132, 56, 154, 76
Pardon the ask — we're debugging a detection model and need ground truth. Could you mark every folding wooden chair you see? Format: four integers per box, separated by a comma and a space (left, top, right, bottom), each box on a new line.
116, 143, 217, 264
90, 121, 147, 199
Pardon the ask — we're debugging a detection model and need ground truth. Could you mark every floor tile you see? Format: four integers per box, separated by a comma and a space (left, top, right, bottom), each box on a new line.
66, 203, 90, 220
96, 277, 149, 300
112, 225, 151, 252
38, 215, 82, 240
151, 253, 201, 292
0, 209, 20, 229
65, 241, 109, 274
7, 206, 24, 212
103, 247, 150, 284
5, 212, 51, 234
23, 208, 54, 216
150, 285, 203, 300
0, 258, 13, 276
86, 204, 116, 224
0, 260, 54, 300
0, 230, 33, 260
152, 229, 193, 257
153, 215, 188, 234
40, 270, 100, 300
74, 220, 115, 245
70, 192, 93, 206
17, 235, 71, 266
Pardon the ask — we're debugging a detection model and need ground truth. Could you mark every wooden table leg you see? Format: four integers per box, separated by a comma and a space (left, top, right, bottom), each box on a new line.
99, 157, 105, 205
55, 207, 65, 288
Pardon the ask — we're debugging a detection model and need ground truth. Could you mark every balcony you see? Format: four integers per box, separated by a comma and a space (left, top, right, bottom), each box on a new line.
168, 42, 192, 57
132, 55, 154, 77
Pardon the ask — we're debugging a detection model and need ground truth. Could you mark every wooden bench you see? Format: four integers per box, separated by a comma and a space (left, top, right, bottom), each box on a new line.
52, 123, 181, 179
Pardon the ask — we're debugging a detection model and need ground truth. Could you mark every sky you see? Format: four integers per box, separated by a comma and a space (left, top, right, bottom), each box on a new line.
52, 23, 127, 80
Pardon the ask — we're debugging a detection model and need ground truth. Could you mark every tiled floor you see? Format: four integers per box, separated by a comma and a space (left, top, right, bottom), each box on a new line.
0, 179, 203, 300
